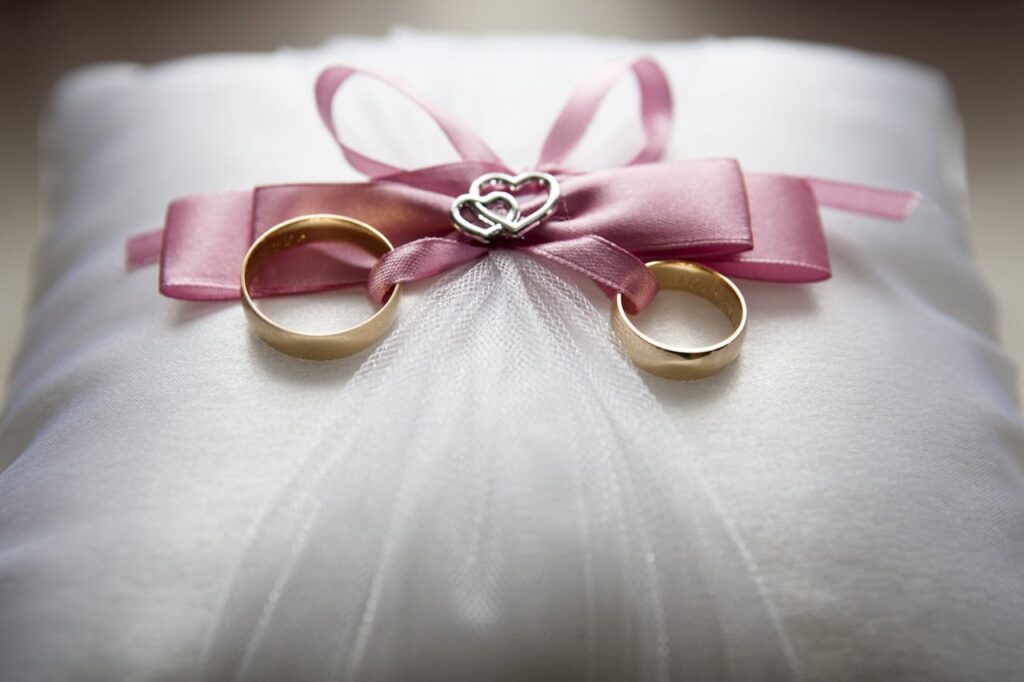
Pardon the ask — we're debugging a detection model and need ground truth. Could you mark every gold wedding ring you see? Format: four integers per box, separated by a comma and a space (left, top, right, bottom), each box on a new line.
612, 261, 747, 380
240, 214, 400, 360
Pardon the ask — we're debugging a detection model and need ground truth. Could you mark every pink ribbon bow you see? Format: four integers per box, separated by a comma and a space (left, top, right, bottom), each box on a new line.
127, 58, 918, 313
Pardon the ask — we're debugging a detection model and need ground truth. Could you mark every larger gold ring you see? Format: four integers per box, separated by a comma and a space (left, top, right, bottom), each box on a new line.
611, 261, 747, 380
240, 214, 400, 360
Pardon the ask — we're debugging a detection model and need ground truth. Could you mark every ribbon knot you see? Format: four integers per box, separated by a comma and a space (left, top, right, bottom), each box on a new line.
127, 57, 918, 314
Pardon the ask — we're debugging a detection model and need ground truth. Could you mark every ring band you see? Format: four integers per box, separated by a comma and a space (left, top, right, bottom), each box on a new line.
611, 261, 747, 380
240, 214, 400, 360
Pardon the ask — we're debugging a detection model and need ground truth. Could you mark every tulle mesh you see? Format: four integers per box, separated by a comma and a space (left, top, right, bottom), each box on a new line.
202, 253, 798, 682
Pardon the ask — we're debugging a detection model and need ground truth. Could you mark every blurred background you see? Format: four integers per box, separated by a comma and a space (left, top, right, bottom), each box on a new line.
1, 0, 1022, 400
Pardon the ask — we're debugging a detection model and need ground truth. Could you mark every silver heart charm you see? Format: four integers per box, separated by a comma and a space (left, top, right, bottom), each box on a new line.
451, 191, 520, 242
450, 171, 560, 243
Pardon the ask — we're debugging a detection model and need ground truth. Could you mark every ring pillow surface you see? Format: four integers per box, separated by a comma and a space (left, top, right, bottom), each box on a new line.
1, 30, 1023, 682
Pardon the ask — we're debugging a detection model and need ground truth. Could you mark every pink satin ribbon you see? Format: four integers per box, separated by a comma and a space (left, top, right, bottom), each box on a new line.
127, 57, 918, 312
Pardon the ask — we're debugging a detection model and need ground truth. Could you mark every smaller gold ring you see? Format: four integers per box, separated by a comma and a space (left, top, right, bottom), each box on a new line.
611, 261, 747, 380
240, 214, 400, 360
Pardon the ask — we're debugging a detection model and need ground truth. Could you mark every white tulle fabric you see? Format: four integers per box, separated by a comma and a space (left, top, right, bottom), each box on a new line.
203, 254, 793, 681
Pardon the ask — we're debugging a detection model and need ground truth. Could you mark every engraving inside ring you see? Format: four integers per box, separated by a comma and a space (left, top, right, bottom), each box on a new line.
247, 229, 384, 335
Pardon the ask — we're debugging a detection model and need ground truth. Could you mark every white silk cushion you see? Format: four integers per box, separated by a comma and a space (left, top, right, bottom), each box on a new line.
2, 30, 1023, 681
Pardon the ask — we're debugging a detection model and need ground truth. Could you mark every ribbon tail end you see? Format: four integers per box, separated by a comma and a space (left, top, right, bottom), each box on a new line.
126, 229, 164, 270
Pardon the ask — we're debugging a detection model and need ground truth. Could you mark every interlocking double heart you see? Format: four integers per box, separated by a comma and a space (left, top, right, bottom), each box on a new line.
450, 171, 561, 242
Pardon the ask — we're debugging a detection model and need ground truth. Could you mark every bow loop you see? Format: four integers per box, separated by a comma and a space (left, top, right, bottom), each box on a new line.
316, 66, 505, 178
536, 57, 673, 170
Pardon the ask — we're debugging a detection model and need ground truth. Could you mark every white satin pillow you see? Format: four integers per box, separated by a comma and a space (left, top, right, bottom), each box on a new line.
1, 30, 1023, 681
